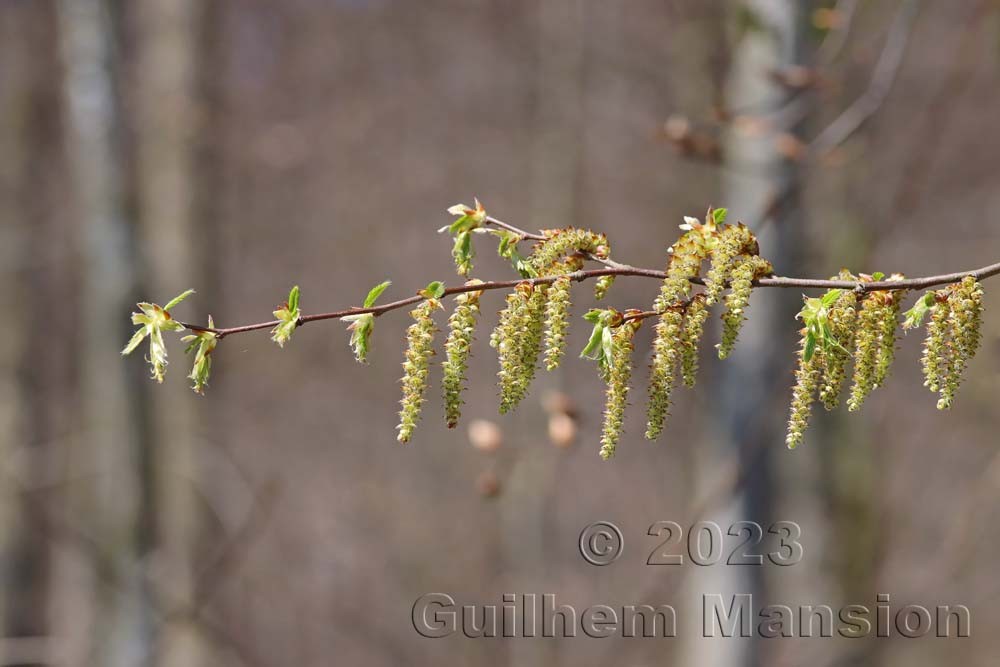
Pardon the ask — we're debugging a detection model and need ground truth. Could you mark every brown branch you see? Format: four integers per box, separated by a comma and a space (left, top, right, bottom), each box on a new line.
178, 213, 1000, 338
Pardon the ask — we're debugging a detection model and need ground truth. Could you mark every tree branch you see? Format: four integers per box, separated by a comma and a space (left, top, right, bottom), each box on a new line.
179, 213, 1000, 339
808, 0, 920, 157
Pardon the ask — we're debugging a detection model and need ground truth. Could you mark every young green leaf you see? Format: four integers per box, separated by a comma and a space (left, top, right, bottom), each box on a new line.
803, 331, 817, 362
344, 313, 376, 363
122, 327, 148, 356
495, 231, 536, 278
496, 230, 519, 259
580, 320, 604, 360
122, 299, 187, 382
420, 281, 446, 299
579, 309, 622, 375
445, 199, 487, 234
601, 326, 614, 372
903, 292, 935, 330
164, 289, 196, 312
712, 207, 728, 225
271, 286, 301, 348
820, 288, 843, 308
452, 230, 474, 276
363, 281, 392, 309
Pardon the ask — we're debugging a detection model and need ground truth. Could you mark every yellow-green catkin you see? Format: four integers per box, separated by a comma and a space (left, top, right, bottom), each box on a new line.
519, 284, 548, 396
846, 285, 903, 411
397, 299, 441, 443
594, 275, 614, 300
599, 319, 641, 460
873, 291, 905, 389
926, 277, 985, 409
530, 228, 610, 273
492, 285, 530, 412
819, 289, 857, 410
646, 308, 683, 440
786, 332, 822, 449
847, 293, 884, 412
680, 294, 709, 387
920, 291, 951, 398
952, 278, 985, 361
544, 276, 572, 370
492, 283, 547, 413
704, 223, 757, 306
718, 255, 773, 359
947, 278, 985, 406
654, 229, 709, 312
442, 289, 482, 428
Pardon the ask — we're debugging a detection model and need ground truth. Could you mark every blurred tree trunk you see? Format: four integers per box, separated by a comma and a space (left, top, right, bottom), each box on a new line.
56, 0, 151, 664
0, 5, 59, 662
680, 2, 814, 666
128, 0, 206, 664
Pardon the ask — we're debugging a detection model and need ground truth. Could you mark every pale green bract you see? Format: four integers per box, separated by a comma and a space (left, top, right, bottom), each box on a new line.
121, 289, 194, 383
182, 316, 218, 394
344, 280, 392, 363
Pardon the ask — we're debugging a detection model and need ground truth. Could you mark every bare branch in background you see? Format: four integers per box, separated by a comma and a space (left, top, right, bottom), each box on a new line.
808, 0, 921, 158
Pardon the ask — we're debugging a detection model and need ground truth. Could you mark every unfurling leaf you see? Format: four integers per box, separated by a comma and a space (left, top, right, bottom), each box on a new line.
181, 316, 218, 394
494, 230, 536, 278
903, 292, 935, 330
363, 281, 392, 309
820, 288, 843, 308
122, 289, 194, 383
803, 331, 817, 362
164, 289, 196, 312
345, 281, 392, 363
344, 313, 376, 363
579, 309, 622, 377
271, 285, 301, 348
445, 198, 487, 233
452, 230, 474, 276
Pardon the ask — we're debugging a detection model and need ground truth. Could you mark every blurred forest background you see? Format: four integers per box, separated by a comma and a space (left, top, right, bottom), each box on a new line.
2, 0, 1000, 665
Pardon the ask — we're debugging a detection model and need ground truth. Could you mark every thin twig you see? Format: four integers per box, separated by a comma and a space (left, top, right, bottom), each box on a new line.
808, 0, 920, 158
483, 215, 545, 241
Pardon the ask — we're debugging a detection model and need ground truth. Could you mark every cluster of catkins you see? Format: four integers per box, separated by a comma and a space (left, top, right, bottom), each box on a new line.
124, 202, 990, 459
394, 204, 987, 458
395, 208, 781, 458
785, 273, 986, 449
397, 225, 616, 447
917, 276, 985, 410
647, 210, 773, 443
